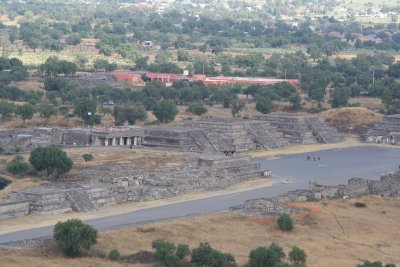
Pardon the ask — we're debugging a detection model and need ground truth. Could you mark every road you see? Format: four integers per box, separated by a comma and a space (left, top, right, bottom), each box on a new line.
1, 146, 399, 245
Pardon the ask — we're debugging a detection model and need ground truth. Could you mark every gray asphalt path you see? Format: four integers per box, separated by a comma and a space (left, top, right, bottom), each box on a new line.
1, 146, 399, 244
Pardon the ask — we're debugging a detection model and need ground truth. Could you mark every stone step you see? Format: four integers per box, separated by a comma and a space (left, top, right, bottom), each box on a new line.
66, 189, 97, 212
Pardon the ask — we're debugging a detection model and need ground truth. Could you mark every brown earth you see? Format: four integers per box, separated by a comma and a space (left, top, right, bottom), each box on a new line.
320, 107, 383, 133
0, 196, 399, 266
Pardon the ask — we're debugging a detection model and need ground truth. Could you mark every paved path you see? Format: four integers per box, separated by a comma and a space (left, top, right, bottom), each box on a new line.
1, 146, 399, 245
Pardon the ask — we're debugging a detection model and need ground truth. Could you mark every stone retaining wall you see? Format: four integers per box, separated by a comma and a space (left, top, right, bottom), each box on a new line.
0, 155, 263, 220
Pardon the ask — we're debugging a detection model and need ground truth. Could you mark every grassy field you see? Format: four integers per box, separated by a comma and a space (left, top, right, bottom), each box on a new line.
0, 196, 399, 266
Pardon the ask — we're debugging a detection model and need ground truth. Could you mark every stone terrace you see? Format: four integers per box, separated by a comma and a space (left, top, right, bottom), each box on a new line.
363, 115, 400, 145
0, 115, 343, 153
0, 155, 263, 219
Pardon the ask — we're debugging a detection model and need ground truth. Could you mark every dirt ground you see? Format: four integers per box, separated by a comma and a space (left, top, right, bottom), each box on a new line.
320, 107, 383, 132
0, 196, 399, 267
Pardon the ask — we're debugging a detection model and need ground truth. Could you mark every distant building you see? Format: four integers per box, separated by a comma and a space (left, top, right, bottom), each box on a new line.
140, 41, 153, 49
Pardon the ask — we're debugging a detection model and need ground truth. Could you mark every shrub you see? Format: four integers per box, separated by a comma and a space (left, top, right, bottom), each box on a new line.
53, 219, 97, 257
277, 214, 294, 231
82, 153, 94, 162
176, 244, 190, 260
152, 239, 179, 267
357, 260, 397, 267
109, 249, 120, 261
288, 246, 307, 267
248, 243, 285, 267
354, 202, 367, 208
6, 155, 29, 175
187, 102, 207, 116
191, 242, 236, 267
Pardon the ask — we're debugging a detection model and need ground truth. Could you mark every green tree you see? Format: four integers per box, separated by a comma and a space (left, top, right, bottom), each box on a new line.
277, 214, 294, 231
331, 87, 349, 108
288, 246, 306, 267
73, 98, 100, 126
29, 146, 73, 177
231, 99, 245, 117
382, 88, 393, 107
256, 97, 273, 114
153, 100, 178, 123
191, 242, 236, 267
187, 102, 207, 116
289, 93, 301, 110
0, 101, 15, 119
38, 104, 57, 119
16, 104, 36, 125
113, 105, 147, 126
6, 155, 29, 175
248, 243, 285, 267
53, 219, 97, 257
177, 50, 189, 62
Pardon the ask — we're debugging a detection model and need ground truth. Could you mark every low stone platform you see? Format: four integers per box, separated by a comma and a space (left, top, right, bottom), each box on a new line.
230, 171, 400, 218
363, 115, 400, 145
0, 155, 263, 220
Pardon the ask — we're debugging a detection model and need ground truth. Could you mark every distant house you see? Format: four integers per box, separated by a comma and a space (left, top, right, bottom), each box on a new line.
112, 71, 143, 83
140, 41, 153, 49
102, 100, 114, 106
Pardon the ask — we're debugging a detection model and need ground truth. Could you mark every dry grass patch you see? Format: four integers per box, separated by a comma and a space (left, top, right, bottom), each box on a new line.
1, 196, 399, 266
320, 107, 382, 133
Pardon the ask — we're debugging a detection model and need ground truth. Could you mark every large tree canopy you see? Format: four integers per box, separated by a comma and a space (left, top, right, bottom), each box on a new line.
29, 146, 73, 177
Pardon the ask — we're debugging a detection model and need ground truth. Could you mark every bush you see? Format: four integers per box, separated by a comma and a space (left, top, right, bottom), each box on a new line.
109, 249, 120, 261
176, 244, 190, 260
357, 260, 397, 267
354, 202, 367, 208
288, 246, 306, 267
191, 242, 236, 267
152, 239, 191, 266
248, 243, 285, 267
82, 153, 94, 162
6, 155, 29, 175
53, 219, 97, 257
277, 214, 293, 231
152, 239, 179, 267
187, 102, 207, 116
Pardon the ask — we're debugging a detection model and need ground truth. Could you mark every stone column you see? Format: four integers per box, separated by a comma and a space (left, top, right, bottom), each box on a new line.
112, 138, 116, 146
104, 138, 108, 146
133, 137, 137, 146
127, 137, 131, 145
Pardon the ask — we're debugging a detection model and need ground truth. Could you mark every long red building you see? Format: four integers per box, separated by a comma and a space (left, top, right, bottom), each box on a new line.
112, 70, 300, 89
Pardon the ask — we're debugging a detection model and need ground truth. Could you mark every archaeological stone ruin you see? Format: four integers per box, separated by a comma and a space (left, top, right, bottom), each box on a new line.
0, 115, 343, 153
0, 155, 263, 219
230, 171, 400, 218
0, 115, 347, 220
363, 114, 400, 145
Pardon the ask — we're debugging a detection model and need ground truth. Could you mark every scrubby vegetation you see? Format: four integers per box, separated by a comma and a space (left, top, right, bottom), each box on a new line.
53, 219, 98, 257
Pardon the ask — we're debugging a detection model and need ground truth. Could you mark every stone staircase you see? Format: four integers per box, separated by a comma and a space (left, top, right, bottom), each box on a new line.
66, 189, 97, 212
247, 123, 280, 149
305, 117, 343, 144
189, 130, 218, 153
